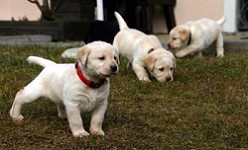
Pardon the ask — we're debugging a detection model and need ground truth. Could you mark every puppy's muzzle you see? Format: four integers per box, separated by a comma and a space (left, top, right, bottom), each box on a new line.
110, 64, 118, 73
166, 77, 173, 82
168, 43, 174, 50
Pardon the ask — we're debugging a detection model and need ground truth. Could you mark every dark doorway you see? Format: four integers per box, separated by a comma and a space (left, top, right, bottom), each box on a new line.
238, 0, 248, 31
103, 0, 176, 34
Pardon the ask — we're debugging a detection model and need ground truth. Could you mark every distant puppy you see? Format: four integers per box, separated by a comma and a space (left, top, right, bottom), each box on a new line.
10, 41, 119, 137
113, 12, 176, 82
168, 16, 226, 58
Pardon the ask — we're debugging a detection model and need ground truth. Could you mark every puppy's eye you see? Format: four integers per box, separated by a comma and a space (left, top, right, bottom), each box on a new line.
172, 37, 177, 40
98, 56, 105, 60
159, 68, 164, 72
170, 67, 174, 71
114, 56, 117, 60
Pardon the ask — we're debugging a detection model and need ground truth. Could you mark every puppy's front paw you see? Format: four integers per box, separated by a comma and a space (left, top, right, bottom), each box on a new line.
217, 53, 224, 58
139, 77, 151, 82
11, 115, 24, 124
90, 129, 105, 136
72, 130, 90, 137
175, 51, 186, 58
10, 110, 24, 122
217, 55, 224, 58
216, 48, 224, 58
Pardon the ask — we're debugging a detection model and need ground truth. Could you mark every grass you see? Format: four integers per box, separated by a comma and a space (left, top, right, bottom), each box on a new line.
0, 45, 248, 149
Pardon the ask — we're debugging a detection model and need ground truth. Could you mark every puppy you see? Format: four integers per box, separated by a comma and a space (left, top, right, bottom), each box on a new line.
168, 16, 226, 58
10, 41, 119, 137
113, 12, 176, 82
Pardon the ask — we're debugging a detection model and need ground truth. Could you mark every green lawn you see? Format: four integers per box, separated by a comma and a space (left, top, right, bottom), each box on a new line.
0, 45, 248, 149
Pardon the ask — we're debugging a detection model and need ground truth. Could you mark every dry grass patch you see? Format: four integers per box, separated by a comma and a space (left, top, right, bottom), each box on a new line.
0, 45, 248, 149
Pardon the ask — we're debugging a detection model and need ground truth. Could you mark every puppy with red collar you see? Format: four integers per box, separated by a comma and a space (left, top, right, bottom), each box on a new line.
10, 41, 119, 137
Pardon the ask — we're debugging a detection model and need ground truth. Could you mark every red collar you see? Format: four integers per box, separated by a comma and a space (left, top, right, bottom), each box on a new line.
75, 61, 106, 89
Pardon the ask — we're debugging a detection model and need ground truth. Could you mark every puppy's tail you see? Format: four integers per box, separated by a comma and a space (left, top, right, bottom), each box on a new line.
217, 16, 226, 26
114, 11, 128, 30
27, 56, 56, 68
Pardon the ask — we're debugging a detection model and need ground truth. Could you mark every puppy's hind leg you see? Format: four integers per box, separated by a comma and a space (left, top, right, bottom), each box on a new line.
10, 80, 44, 122
57, 103, 67, 119
10, 89, 26, 121
126, 62, 132, 69
216, 33, 224, 58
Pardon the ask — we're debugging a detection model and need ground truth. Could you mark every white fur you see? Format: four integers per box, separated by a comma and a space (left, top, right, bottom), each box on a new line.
113, 12, 176, 82
61, 47, 80, 59
168, 16, 226, 58
10, 41, 119, 137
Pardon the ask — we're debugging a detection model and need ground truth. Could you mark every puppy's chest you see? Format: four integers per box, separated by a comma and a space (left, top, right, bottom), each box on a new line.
76, 86, 109, 111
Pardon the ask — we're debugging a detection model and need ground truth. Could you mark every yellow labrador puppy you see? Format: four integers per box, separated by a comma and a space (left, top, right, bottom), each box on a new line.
113, 12, 176, 82
10, 41, 119, 137
168, 16, 226, 58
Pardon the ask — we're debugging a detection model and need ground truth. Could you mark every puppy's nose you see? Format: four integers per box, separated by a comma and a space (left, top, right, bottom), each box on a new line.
166, 77, 172, 82
110, 65, 117, 72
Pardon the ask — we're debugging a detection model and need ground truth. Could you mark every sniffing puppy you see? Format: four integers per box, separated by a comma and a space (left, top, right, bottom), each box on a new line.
113, 12, 176, 82
10, 41, 119, 137
168, 16, 225, 58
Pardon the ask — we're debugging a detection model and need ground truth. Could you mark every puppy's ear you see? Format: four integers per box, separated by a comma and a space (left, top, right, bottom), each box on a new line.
144, 55, 157, 71
172, 56, 176, 69
115, 55, 120, 65
114, 48, 120, 65
167, 51, 176, 69
179, 28, 190, 41
77, 46, 91, 66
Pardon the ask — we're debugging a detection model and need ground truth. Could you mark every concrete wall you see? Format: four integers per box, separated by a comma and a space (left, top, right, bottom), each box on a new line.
0, 0, 237, 33
0, 0, 42, 21
153, 0, 226, 33
0, 0, 224, 22
175, 0, 224, 25
174, 0, 239, 33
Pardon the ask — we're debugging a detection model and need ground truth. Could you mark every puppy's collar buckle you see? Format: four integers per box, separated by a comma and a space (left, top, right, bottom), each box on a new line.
75, 61, 105, 88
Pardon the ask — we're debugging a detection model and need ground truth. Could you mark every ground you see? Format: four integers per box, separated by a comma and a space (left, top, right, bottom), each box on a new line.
0, 44, 248, 149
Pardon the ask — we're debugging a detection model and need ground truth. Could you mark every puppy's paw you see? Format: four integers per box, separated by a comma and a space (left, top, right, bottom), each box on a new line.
10, 110, 24, 122
217, 53, 224, 58
216, 48, 224, 58
175, 51, 186, 58
90, 129, 105, 136
72, 130, 90, 138
11, 115, 24, 123
139, 77, 151, 82
58, 112, 67, 119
